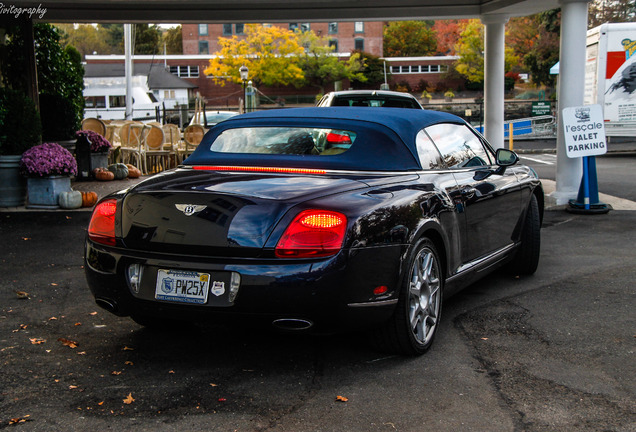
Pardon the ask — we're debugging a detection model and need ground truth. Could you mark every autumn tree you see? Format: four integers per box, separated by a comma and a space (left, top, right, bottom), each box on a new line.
163, 25, 183, 54
350, 50, 387, 89
432, 20, 469, 55
205, 24, 305, 88
454, 19, 519, 86
57, 24, 112, 58
383, 21, 437, 57
296, 31, 366, 94
522, 10, 560, 87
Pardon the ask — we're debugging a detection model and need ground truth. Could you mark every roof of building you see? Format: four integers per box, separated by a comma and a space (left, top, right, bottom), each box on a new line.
83, 63, 198, 90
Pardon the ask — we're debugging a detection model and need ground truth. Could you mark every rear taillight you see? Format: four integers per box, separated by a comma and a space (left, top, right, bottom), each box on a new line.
88, 199, 117, 246
275, 210, 347, 258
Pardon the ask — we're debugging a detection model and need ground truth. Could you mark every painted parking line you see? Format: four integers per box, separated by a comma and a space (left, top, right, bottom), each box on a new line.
521, 155, 554, 165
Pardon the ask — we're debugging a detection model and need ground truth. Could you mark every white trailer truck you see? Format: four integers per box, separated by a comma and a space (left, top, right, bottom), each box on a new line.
584, 23, 636, 136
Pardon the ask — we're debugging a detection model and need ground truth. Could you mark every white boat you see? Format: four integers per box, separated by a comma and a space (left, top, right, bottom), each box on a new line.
83, 76, 159, 121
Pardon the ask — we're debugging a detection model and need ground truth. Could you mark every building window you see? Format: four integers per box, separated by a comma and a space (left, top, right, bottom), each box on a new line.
170, 65, 200, 78
223, 24, 232, 35
199, 41, 209, 54
391, 66, 400, 73
290, 22, 310, 32
235, 23, 245, 35
328, 22, 338, 34
84, 96, 106, 108
109, 95, 126, 108
354, 38, 364, 51
420, 65, 430, 73
328, 39, 338, 52
354, 22, 364, 33
198, 24, 208, 36
164, 90, 176, 99
430, 65, 439, 72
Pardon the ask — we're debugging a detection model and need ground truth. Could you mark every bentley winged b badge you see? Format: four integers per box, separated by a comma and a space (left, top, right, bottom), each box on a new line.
175, 204, 207, 216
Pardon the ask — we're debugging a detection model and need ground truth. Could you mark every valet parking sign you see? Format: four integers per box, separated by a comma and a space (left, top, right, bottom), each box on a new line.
562, 105, 607, 158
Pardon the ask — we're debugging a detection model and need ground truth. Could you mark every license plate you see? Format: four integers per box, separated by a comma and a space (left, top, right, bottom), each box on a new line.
155, 269, 210, 305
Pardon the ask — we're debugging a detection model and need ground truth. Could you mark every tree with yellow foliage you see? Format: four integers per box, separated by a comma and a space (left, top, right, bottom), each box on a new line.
454, 19, 519, 87
205, 24, 305, 88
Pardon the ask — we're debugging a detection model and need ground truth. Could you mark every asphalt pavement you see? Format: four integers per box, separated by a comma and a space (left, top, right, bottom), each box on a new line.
1, 175, 635, 430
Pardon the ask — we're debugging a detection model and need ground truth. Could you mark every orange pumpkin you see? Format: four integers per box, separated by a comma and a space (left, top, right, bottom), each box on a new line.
94, 168, 115, 181
81, 191, 98, 207
126, 164, 141, 179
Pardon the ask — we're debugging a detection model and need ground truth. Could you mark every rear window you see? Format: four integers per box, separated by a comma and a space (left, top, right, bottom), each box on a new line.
331, 96, 420, 109
209, 127, 357, 156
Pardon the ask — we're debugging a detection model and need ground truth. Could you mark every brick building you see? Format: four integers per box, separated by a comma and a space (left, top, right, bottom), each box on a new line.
182, 22, 384, 57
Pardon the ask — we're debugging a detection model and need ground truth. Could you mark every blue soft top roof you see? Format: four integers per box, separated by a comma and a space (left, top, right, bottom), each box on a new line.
185, 107, 466, 171
230, 107, 463, 139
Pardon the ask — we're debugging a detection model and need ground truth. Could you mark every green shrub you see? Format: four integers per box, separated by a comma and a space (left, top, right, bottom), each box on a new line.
0, 88, 42, 155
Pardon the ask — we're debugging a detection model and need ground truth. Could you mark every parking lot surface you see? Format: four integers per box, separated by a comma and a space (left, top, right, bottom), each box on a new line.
1, 196, 635, 431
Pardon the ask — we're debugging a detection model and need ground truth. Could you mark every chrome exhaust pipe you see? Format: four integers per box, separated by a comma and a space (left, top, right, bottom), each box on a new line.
272, 318, 314, 331
95, 298, 118, 314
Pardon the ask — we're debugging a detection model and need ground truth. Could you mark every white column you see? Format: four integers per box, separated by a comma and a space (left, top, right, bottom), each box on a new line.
124, 24, 133, 121
481, 14, 509, 150
553, 0, 591, 205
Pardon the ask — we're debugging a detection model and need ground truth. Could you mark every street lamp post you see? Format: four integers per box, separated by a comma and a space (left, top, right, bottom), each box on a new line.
239, 65, 249, 113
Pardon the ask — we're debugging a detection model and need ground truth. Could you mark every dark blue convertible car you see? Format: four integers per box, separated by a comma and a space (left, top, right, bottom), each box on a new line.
85, 108, 543, 355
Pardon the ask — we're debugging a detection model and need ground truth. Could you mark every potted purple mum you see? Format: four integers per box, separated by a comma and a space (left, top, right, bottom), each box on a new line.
20, 142, 77, 208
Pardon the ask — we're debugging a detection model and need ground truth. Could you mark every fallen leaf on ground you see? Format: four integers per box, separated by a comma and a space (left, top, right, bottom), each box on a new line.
123, 393, 135, 404
77, 351, 86, 355
50, 283, 58, 286
124, 361, 134, 366
58, 338, 78, 349
98, 401, 104, 406
29, 338, 46, 345
122, 346, 134, 351
69, 385, 78, 390
89, 312, 98, 316
335, 395, 349, 402
49, 317, 57, 321
210, 383, 218, 387
15, 291, 30, 299
111, 371, 122, 375
8, 415, 31, 425
75, 323, 82, 326
12, 324, 27, 333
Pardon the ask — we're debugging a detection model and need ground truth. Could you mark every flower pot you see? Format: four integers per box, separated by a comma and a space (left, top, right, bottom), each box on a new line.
26, 176, 72, 209
91, 152, 109, 170
0, 155, 27, 207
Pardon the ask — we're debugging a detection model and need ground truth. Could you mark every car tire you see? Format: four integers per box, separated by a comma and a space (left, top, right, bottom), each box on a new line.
508, 193, 541, 275
372, 238, 443, 356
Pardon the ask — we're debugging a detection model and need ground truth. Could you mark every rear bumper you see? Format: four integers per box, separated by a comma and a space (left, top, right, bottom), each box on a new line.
85, 240, 404, 331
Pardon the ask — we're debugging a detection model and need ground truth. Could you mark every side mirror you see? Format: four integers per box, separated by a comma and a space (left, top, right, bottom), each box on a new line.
495, 148, 519, 167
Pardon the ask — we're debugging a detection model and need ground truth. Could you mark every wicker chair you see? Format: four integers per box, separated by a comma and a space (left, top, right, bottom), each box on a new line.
181, 124, 206, 162
81, 118, 106, 136
162, 123, 182, 166
144, 124, 169, 173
